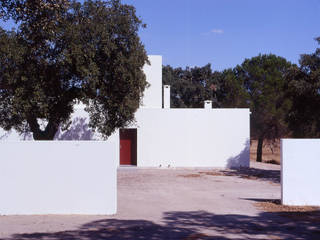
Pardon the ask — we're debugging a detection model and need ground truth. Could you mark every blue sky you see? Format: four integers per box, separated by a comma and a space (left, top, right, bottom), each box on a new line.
1, 0, 319, 71
122, 0, 320, 70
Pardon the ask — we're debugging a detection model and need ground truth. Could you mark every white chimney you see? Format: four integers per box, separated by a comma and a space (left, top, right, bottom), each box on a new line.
204, 100, 212, 109
163, 85, 170, 108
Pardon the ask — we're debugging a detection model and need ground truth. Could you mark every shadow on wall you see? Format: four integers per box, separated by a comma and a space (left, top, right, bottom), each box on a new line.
55, 117, 94, 140
5, 210, 320, 240
227, 139, 250, 168
0, 130, 32, 140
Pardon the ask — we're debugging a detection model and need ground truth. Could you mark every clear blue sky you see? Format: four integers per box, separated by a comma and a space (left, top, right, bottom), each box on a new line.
122, 0, 320, 71
1, 0, 319, 71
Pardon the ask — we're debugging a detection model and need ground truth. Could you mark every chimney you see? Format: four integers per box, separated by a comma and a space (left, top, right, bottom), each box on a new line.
204, 100, 212, 109
163, 85, 170, 108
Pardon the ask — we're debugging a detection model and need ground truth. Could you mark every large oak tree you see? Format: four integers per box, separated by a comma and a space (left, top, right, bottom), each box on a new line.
0, 0, 148, 140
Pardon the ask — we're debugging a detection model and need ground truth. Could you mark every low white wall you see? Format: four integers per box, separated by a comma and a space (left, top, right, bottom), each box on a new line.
54, 106, 120, 164
0, 141, 117, 215
133, 108, 250, 168
281, 139, 320, 206
0, 107, 120, 164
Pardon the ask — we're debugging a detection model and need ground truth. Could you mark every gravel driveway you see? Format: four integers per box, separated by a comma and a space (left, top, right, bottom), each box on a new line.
0, 162, 319, 239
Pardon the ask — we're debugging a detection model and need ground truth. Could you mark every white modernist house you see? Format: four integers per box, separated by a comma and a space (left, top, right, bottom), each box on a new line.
0, 55, 250, 168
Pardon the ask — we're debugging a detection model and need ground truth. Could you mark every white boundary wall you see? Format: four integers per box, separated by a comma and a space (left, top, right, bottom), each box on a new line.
281, 139, 320, 206
0, 141, 117, 215
133, 108, 250, 168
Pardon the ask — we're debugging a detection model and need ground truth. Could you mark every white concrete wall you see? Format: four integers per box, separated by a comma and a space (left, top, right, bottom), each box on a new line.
141, 55, 162, 109
163, 85, 170, 109
281, 139, 320, 206
133, 108, 250, 168
0, 141, 117, 215
204, 100, 212, 109
0, 128, 32, 141
0, 106, 120, 165
54, 105, 120, 164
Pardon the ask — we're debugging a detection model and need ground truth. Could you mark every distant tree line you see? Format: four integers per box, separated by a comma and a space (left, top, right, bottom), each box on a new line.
163, 38, 320, 162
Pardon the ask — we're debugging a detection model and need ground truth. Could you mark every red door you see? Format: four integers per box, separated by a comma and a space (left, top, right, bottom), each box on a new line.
120, 129, 137, 165
120, 139, 132, 165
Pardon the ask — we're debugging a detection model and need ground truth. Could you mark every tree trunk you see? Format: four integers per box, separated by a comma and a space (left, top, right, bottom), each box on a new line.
32, 129, 57, 140
256, 137, 263, 162
27, 118, 59, 140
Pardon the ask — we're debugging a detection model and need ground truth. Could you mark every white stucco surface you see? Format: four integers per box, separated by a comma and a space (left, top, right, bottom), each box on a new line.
281, 139, 320, 206
0, 141, 117, 215
163, 85, 170, 108
132, 108, 250, 168
54, 106, 120, 164
141, 55, 162, 109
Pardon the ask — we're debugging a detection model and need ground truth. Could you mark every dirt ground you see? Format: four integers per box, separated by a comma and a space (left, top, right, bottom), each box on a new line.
250, 139, 281, 164
0, 161, 319, 239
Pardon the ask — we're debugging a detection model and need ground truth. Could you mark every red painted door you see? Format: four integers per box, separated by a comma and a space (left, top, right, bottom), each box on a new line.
120, 139, 132, 165
120, 129, 137, 165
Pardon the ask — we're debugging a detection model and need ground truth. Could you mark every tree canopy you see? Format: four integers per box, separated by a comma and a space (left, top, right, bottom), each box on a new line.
286, 37, 320, 138
0, 0, 148, 140
162, 64, 219, 108
236, 54, 294, 162
214, 68, 249, 108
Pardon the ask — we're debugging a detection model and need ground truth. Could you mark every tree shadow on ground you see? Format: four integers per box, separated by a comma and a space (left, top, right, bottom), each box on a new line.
220, 167, 280, 184
4, 209, 320, 240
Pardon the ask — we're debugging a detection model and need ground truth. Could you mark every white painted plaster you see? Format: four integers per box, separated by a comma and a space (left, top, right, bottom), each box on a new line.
131, 108, 250, 168
141, 55, 162, 109
0, 141, 117, 215
281, 139, 320, 206
163, 85, 170, 108
0, 105, 120, 164
204, 100, 212, 109
54, 107, 120, 164
0, 128, 32, 141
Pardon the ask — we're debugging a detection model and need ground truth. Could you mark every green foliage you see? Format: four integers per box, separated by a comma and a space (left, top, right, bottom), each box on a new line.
162, 64, 250, 109
286, 37, 320, 137
215, 68, 249, 108
162, 64, 219, 108
0, 0, 148, 140
235, 54, 294, 161
237, 54, 294, 141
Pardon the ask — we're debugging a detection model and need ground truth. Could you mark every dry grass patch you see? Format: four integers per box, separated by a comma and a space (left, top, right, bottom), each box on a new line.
198, 171, 226, 176
179, 171, 229, 178
199, 168, 280, 184
250, 139, 281, 164
179, 174, 201, 178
